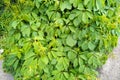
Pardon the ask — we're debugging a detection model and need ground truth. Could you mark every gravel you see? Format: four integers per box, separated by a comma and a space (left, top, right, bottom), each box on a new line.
0, 60, 13, 80
99, 39, 120, 80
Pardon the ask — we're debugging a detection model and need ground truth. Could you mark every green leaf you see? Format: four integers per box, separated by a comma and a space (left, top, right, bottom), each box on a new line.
68, 51, 76, 60
43, 67, 49, 74
38, 58, 46, 70
78, 75, 86, 80
90, 27, 94, 32
73, 58, 78, 68
51, 59, 57, 65
48, 52, 53, 60
23, 57, 34, 66
35, 0, 40, 8
60, 1, 72, 11
88, 42, 95, 51
56, 58, 64, 71
6, 54, 17, 66
80, 55, 87, 60
69, 73, 76, 80
86, 12, 93, 19
55, 73, 61, 80
81, 41, 88, 51
86, 0, 93, 10
82, 12, 88, 23
52, 70, 60, 75
31, 22, 40, 31
62, 58, 69, 71
14, 33, 21, 40
13, 60, 19, 70
33, 42, 40, 54
38, 31, 44, 40
69, 0, 81, 8
56, 57, 69, 71
55, 18, 64, 26
88, 56, 93, 65
84, 0, 90, 6
78, 3, 84, 10
84, 67, 90, 74
32, 12, 38, 20
73, 17, 80, 26
21, 24, 30, 37
69, 26, 76, 33
51, 51, 57, 58
66, 35, 77, 47
54, 52, 64, 57
24, 50, 35, 60
79, 65, 85, 73
11, 20, 19, 29
17, 52, 21, 59
79, 58, 84, 66
96, 0, 105, 10
23, 42, 31, 52
60, 73, 66, 80
41, 56, 49, 65
68, 14, 76, 20
29, 58, 37, 68
63, 72, 69, 79
46, 11, 54, 19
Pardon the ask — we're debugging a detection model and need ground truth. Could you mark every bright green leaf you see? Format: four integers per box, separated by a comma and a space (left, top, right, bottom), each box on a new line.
82, 12, 88, 23
73, 17, 80, 26
60, 1, 72, 11
73, 58, 78, 68
68, 51, 76, 60
41, 56, 49, 65
84, 0, 90, 6
66, 35, 77, 47
68, 14, 76, 20
81, 41, 88, 51
88, 42, 95, 51
78, 3, 84, 10
11, 20, 19, 29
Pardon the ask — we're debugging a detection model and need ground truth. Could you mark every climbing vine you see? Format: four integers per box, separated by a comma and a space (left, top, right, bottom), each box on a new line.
0, 0, 120, 80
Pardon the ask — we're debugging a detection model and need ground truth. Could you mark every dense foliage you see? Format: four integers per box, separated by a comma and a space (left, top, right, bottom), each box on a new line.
0, 0, 4, 36
0, 0, 120, 80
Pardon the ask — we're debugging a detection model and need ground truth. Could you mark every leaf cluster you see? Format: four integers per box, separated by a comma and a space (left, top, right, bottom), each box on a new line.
1, 0, 120, 80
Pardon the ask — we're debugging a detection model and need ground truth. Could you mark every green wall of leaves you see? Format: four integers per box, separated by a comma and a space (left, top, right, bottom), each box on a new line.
1, 0, 120, 80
